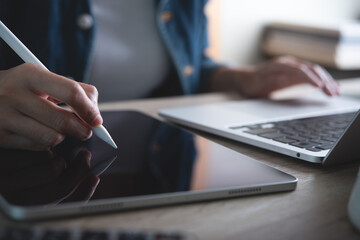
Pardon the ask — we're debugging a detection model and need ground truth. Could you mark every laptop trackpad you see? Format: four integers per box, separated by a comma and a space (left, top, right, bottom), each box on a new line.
223, 95, 360, 122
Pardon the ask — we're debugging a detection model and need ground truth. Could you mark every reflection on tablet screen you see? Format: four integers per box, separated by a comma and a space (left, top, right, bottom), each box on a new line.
0, 111, 296, 220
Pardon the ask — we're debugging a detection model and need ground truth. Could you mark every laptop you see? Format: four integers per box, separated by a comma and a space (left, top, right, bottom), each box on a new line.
0, 111, 296, 221
159, 93, 360, 166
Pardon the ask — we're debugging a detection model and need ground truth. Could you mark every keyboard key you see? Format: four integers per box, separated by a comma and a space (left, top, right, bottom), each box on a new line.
316, 144, 335, 150
280, 130, 298, 136
327, 129, 345, 135
299, 133, 320, 140
273, 137, 297, 144
154, 233, 185, 240
258, 132, 286, 139
0, 229, 7, 240
290, 142, 319, 149
321, 137, 339, 143
0, 228, 192, 240
1, 229, 33, 240
118, 232, 146, 240
287, 136, 307, 142
331, 123, 350, 129
81, 231, 109, 240
41, 230, 71, 240
238, 124, 261, 129
308, 139, 332, 145
306, 147, 322, 152
244, 128, 278, 135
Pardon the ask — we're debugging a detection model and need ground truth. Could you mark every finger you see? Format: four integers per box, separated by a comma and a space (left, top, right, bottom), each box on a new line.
309, 64, 340, 96
280, 57, 339, 96
0, 132, 50, 151
275, 57, 324, 87
5, 113, 65, 149
278, 58, 336, 96
78, 82, 99, 105
15, 92, 92, 141
47, 81, 95, 104
23, 64, 102, 126
47, 96, 62, 104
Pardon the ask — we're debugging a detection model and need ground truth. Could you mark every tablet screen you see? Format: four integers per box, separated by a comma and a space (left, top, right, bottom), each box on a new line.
0, 111, 295, 210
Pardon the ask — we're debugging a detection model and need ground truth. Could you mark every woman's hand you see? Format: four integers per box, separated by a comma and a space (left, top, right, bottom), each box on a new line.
0, 63, 103, 150
210, 56, 340, 98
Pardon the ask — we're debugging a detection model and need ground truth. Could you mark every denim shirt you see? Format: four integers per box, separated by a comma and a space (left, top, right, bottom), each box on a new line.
0, 0, 220, 96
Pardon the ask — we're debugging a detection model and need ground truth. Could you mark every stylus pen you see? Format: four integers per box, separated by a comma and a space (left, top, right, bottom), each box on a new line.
0, 20, 117, 149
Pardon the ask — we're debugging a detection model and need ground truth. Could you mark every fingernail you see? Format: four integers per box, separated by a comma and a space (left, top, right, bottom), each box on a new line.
82, 128, 92, 140
77, 123, 92, 140
330, 85, 340, 96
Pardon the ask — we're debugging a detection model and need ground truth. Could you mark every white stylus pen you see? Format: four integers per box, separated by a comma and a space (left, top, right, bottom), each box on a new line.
0, 20, 117, 149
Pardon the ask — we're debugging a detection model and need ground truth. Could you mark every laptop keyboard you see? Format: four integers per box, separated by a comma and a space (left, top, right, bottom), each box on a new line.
0, 227, 193, 240
231, 111, 357, 152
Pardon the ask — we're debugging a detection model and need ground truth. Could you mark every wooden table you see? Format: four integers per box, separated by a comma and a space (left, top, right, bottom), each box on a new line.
2, 79, 360, 240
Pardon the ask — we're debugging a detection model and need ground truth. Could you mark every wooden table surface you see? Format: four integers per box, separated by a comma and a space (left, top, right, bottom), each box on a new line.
2, 79, 360, 240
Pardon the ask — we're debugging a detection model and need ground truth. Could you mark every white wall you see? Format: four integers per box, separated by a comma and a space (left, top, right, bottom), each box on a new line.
218, 0, 360, 66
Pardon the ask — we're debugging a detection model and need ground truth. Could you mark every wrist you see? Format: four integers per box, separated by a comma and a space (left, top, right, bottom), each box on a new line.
209, 66, 255, 93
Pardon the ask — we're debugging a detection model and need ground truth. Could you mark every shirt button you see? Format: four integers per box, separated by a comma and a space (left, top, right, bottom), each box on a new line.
183, 65, 194, 76
160, 11, 173, 22
77, 13, 94, 30
152, 144, 162, 153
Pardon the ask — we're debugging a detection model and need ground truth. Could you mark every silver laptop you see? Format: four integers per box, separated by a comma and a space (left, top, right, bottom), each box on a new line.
159, 94, 360, 166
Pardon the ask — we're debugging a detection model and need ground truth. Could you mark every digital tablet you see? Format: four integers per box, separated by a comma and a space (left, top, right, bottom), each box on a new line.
0, 111, 297, 221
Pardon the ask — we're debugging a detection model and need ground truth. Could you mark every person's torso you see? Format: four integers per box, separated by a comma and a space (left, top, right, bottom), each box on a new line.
0, 0, 211, 97
88, 0, 172, 102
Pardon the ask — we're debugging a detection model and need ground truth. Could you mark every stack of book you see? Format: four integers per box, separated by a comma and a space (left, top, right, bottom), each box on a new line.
261, 21, 360, 70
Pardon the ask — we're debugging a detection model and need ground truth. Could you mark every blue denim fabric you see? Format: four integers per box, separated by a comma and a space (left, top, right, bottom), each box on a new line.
157, 0, 220, 94
0, 0, 94, 83
0, 0, 220, 95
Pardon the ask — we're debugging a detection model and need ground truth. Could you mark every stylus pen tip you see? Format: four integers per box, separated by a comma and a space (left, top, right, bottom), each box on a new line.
92, 125, 118, 149
108, 139, 118, 149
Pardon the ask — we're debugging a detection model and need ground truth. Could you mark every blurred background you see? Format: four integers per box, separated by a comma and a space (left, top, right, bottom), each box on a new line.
206, 0, 360, 78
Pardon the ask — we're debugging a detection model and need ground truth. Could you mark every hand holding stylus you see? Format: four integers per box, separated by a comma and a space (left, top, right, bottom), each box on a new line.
0, 20, 117, 150
0, 63, 103, 150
